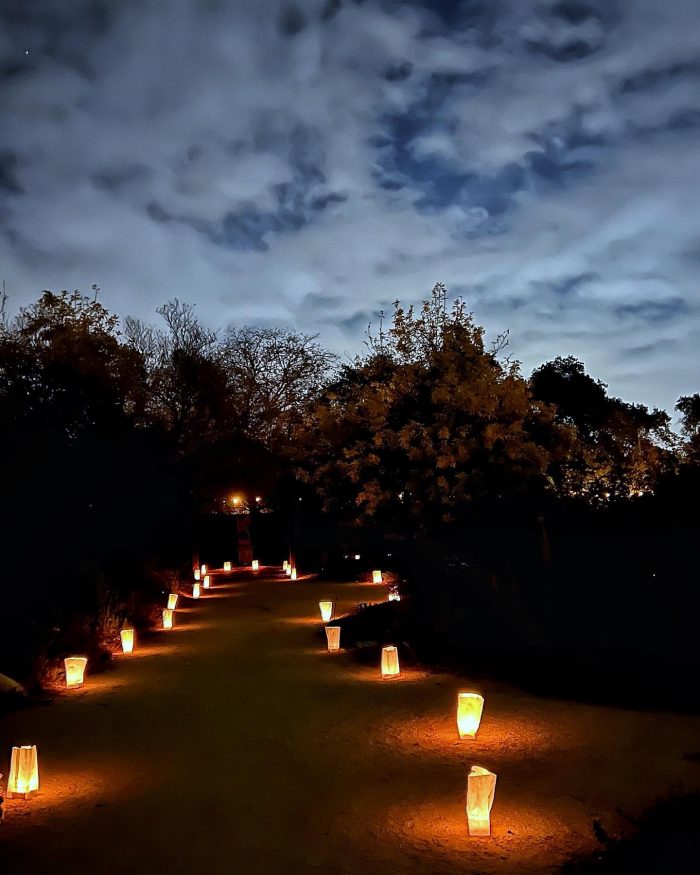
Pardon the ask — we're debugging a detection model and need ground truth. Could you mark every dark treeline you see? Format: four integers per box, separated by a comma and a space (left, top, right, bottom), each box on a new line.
1, 284, 699, 704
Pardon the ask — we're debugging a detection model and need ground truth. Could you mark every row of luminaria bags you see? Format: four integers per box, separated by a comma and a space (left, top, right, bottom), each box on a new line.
5, 562, 497, 838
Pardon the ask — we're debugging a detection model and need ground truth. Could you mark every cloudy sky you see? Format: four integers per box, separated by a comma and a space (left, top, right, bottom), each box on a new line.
1, 0, 699, 412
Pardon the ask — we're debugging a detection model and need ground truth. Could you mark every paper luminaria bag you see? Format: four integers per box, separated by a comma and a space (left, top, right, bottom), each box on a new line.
162, 609, 174, 629
325, 626, 341, 652
319, 600, 333, 622
120, 629, 134, 654
457, 693, 485, 739
167, 593, 179, 610
7, 745, 39, 798
64, 656, 88, 688
372, 570, 383, 584
466, 766, 497, 836
380, 645, 400, 678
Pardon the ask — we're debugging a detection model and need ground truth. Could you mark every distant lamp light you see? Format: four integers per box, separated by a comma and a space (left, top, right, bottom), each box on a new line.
457, 693, 484, 739
120, 629, 135, 654
192, 583, 201, 599
319, 600, 333, 622
466, 766, 497, 836
255, 496, 262, 503
325, 626, 341, 652
167, 593, 179, 611
372, 570, 383, 584
64, 656, 88, 688
7, 745, 39, 798
354, 554, 361, 560
224, 561, 232, 573
252, 560, 259, 572
380, 646, 400, 678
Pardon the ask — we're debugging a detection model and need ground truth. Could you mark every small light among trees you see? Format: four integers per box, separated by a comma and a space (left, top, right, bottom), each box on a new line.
162, 609, 174, 629
319, 600, 333, 622
325, 626, 341, 652
120, 629, 134, 654
466, 766, 497, 836
457, 693, 484, 739
64, 656, 88, 688
167, 593, 178, 610
7, 745, 39, 798
381, 646, 400, 678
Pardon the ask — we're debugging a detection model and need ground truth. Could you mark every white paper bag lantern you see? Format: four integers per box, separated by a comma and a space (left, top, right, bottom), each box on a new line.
194, 568, 201, 581
7, 745, 39, 798
200, 564, 207, 575
120, 629, 134, 654
325, 626, 341, 652
291, 568, 297, 581
283, 560, 289, 571
466, 766, 497, 836
203, 575, 211, 589
319, 600, 333, 622
252, 559, 259, 571
381, 645, 400, 678
167, 593, 179, 610
224, 561, 232, 572
162, 608, 174, 629
192, 582, 201, 599
457, 693, 485, 739
372, 570, 383, 584
64, 656, 88, 688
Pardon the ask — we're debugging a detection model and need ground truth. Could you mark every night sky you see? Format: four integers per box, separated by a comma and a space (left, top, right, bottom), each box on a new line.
1, 0, 698, 411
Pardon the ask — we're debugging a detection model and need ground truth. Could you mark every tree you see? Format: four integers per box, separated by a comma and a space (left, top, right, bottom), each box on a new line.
676, 394, 700, 464
219, 325, 337, 451
297, 284, 551, 533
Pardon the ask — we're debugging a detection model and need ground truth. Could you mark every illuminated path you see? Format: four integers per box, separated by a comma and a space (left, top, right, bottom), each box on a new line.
2, 570, 700, 873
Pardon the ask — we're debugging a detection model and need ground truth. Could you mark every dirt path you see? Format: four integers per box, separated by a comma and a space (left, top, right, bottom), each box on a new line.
2, 570, 700, 874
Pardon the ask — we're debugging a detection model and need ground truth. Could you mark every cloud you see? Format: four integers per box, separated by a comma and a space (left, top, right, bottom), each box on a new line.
0, 0, 699, 412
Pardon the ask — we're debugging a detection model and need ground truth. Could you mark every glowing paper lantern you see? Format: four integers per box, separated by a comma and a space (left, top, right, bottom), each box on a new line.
64, 656, 87, 688
466, 766, 497, 836
381, 645, 400, 678
457, 693, 484, 739
290, 568, 297, 581
203, 575, 211, 589
194, 569, 201, 581
372, 570, 383, 584
224, 561, 232, 573
283, 560, 289, 571
162, 608, 174, 629
192, 583, 201, 599
200, 564, 207, 575
285, 566, 292, 577
325, 626, 341, 652
319, 600, 333, 622
252, 559, 259, 572
167, 593, 179, 611
120, 629, 135, 654
7, 745, 39, 799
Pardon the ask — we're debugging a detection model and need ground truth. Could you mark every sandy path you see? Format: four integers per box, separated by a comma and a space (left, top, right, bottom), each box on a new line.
2, 571, 700, 874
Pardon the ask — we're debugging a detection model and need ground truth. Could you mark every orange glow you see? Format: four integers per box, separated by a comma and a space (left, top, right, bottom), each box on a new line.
325, 626, 341, 652
319, 600, 333, 622
64, 656, 87, 688
291, 568, 297, 581
252, 559, 259, 571
224, 561, 232, 572
167, 593, 179, 611
381, 645, 400, 678
231, 496, 241, 506
372, 570, 383, 584
192, 583, 201, 599
162, 608, 174, 629
120, 629, 135, 654
466, 765, 497, 836
457, 692, 484, 739
203, 575, 211, 589
7, 745, 39, 798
